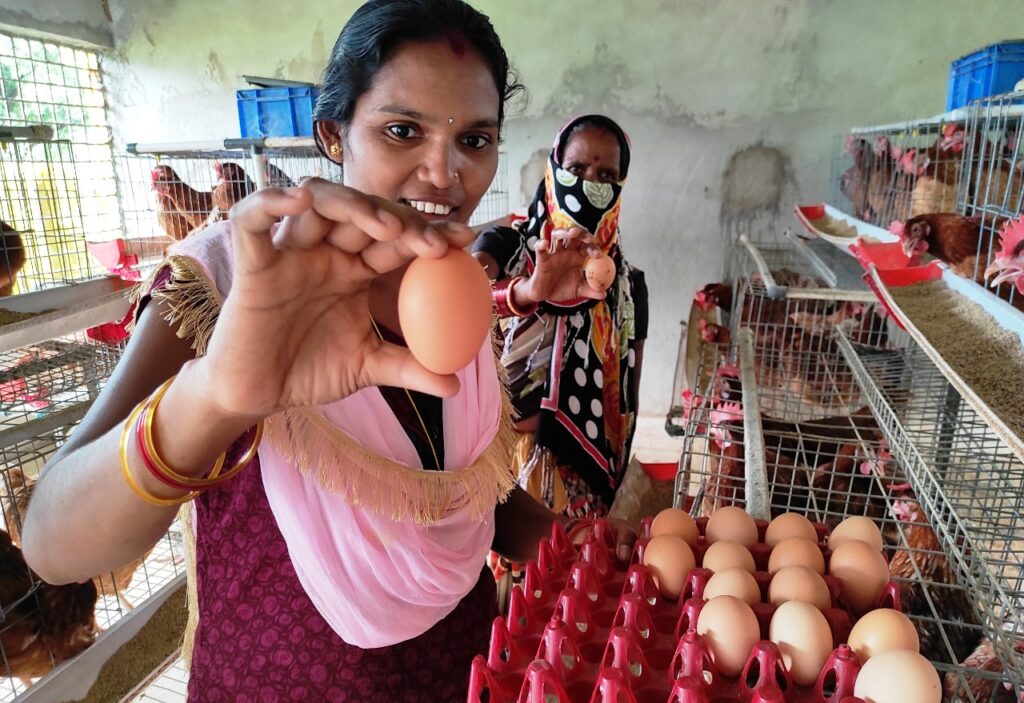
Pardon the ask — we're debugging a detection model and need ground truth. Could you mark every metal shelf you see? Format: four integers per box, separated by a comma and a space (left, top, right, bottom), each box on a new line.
835, 327, 1023, 695
0, 277, 133, 355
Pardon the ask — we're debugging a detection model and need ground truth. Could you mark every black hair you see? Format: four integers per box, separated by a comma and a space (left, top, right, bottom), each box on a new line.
313, 0, 524, 154
556, 115, 631, 179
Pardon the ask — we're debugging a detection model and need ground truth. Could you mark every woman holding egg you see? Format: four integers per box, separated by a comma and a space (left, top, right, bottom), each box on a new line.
21, 1, 631, 700
474, 115, 649, 518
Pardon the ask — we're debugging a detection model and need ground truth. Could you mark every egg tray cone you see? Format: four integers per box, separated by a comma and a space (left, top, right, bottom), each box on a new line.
466, 517, 915, 703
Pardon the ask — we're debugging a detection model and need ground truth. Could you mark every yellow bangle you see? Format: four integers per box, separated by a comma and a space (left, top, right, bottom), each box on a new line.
142, 377, 264, 488
120, 400, 198, 507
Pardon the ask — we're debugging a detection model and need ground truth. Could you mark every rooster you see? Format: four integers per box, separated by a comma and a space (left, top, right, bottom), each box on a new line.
890, 213, 985, 281
2, 470, 148, 613
151, 166, 214, 230
0, 528, 98, 686
212, 162, 257, 213
888, 498, 981, 667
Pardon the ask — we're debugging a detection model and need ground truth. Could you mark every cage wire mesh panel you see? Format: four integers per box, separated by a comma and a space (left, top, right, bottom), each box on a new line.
0, 31, 120, 292
0, 334, 184, 700
957, 92, 1024, 307
117, 144, 506, 263
834, 119, 966, 229
836, 327, 1024, 697
675, 329, 1021, 700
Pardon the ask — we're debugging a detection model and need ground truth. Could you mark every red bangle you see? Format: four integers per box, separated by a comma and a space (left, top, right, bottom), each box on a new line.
493, 276, 538, 318
133, 400, 224, 492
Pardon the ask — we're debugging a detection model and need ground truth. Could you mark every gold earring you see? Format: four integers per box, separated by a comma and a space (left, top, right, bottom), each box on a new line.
329, 143, 342, 159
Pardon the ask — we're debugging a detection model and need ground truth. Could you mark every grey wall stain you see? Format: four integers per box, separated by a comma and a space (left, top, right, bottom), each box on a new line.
205, 50, 228, 85
721, 144, 788, 218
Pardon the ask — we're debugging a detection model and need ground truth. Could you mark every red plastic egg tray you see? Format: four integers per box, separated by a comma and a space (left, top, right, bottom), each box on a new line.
467, 516, 904, 702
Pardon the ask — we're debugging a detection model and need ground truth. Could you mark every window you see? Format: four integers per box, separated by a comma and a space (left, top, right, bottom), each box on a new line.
0, 31, 119, 292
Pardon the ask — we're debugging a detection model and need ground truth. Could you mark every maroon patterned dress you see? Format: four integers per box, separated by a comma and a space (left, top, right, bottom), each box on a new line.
187, 456, 497, 702
140, 274, 497, 701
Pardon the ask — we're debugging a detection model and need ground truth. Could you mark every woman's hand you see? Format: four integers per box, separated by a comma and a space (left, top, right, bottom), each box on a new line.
193, 179, 476, 421
519, 227, 607, 305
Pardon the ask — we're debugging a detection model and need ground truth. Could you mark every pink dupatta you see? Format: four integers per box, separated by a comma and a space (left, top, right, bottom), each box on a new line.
155, 222, 514, 648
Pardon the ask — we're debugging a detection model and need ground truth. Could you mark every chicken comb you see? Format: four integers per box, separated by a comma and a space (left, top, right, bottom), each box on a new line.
873, 135, 890, 156
693, 289, 712, 311
681, 389, 706, 422
995, 216, 1024, 261
710, 401, 742, 426
888, 220, 907, 240
213, 161, 225, 178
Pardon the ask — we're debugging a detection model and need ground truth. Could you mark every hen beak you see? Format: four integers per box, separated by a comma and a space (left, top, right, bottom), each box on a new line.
985, 259, 1024, 287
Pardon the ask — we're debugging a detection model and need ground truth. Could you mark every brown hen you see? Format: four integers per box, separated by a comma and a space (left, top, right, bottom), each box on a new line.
945, 636, 1021, 703
0, 529, 98, 686
151, 166, 214, 230
3, 470, 148, 612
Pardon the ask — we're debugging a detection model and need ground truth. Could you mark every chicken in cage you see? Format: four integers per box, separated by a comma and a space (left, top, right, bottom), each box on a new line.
835, 121, 971, 230
835, 325, 1024, 694
1, 126, 107, 295
673, 328, 1024, 699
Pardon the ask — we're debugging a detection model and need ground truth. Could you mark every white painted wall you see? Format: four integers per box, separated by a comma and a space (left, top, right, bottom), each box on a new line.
88, 1, 1024, 413
0, 0, 112, 48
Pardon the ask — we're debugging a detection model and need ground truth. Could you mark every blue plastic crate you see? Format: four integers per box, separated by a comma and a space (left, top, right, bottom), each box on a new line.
947, 40, 1024, 111
236, 87, 320, 138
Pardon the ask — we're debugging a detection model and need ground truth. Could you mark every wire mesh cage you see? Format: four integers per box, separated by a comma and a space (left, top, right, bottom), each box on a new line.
0, 131, 108, 293
836, 325, 1024, 698
674, 322, 1021, 700
832, 120, 967, 229
0, 30, 121, 294
109, 141, 509, 279
955, 92, 1024, 308
0, 332, 186, 699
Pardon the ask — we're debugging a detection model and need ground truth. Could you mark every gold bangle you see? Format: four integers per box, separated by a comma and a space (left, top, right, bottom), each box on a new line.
120, 400, 198, 507
143, 377, 264, 488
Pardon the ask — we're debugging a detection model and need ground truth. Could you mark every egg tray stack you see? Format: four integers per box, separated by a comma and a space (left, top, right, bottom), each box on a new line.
467, 517, 923, 703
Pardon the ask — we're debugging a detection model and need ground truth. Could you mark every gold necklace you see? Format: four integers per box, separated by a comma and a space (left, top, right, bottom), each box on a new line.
369, 316, 442, 471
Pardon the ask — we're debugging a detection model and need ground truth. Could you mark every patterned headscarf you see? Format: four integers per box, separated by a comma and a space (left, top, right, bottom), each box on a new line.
501, 115, 641, 507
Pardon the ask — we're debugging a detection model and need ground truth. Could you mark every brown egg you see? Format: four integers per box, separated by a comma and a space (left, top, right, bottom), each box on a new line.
398, 249, 493, 375
650, 508, 699, 546
704, 568, 761, 605
848, 608, 920, 663
765, 513, 818, 547
584, 253, 616, 291
696, 595, 761, 677
769, 601, 834, 686
642, 535, 696, 600
701, 541, 756, 573
768, 565, 832, 610
828, 516, 884, 552
768, 537, 826, 575
854, 650, 941, 703
829, 540, 889, 613
705, 506, 759, 547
